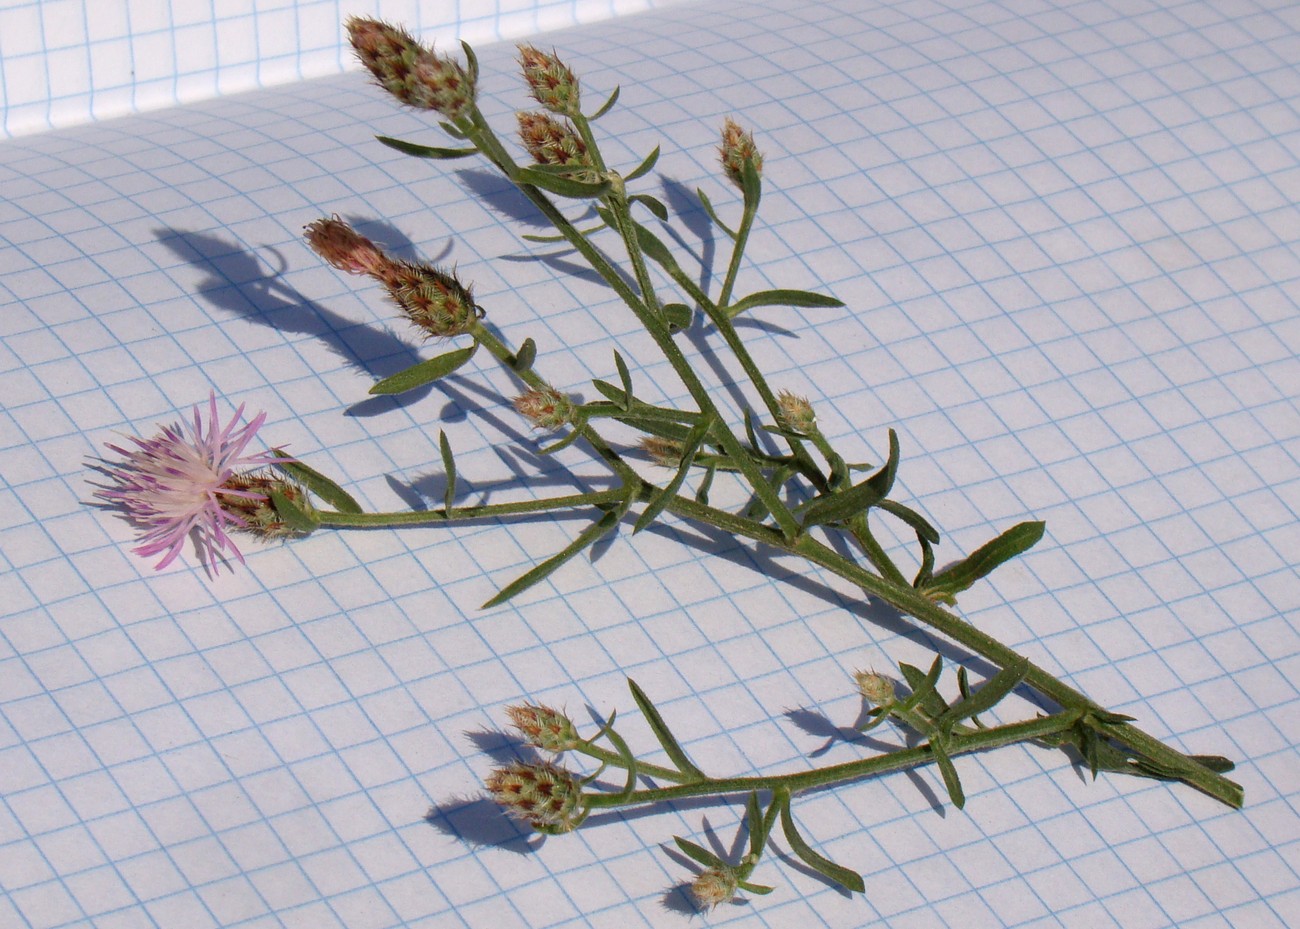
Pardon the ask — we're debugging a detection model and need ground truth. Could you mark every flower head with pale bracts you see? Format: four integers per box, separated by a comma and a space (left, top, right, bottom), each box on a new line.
96, 395, 283, 572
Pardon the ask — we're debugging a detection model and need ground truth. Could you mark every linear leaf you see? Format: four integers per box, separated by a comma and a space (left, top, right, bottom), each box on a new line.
482, 505, 624, 608
696, 187, 737, 240
625, 145, 661, 182
778, 794, 864, 893
877, 498, 940, 544
634, 415, 712, 533
738, 881, 775, 895
725, 288, 845, 319
460, 40, 479, 83
929, 738, 966, 809
517, 166, 611, 199
269, 487, 319, 533
439, 431, 456, 512
271, 451, 361, 513
627, 679, 705, 780
375, 135, 478, 159
741, 155, 762, 213
369, 345, 476, 395
613, 351, 633, 411
800, 429, 899, 529
603, 724, 639, 800
588, 84, 620, 120
673, 837, 726, 870
512, 338, 536, 373
935, 657, 1028, 733
924, 521, 1045, 602
898, 655, 948, 717
629, 193, 668, 220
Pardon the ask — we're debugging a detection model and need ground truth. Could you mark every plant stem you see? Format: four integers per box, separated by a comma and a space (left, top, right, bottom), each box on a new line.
317, 489, 628, 527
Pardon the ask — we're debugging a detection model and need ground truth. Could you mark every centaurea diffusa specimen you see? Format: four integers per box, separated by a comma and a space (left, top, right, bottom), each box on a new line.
96, 395, 286, 571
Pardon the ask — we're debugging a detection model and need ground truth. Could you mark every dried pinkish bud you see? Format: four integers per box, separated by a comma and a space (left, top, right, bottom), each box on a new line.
517, 112, 593, 173
518, 45, 581, 116
347, 16, 475, 121
513, 386, 575, 431
304, 216, 393, 278
486, 761, 588, 834
506, 704, 580, 752
853, 670, 896, 708
719, 118, 763, 189
383, 262, 482, 339
690, 867, 738, 910
775, 389, 817, 436
640, 435, 684, 468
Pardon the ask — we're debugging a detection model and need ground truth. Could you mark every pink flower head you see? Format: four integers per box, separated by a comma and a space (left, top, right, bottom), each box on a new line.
97, 394, 281, 572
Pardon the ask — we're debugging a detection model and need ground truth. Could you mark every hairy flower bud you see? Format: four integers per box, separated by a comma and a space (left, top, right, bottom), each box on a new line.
220, 472, 316, 540
513, 386, 575, 431
854, 670, 896, 708
775, 389, 817, 436
506, 704, 580, 752
486, 761, 587, 834
347, 16, 475, 121
518, 45, 580, 116
640, 435, 684, 468
304, 216, 393, 278
690, 867, 738, 910
383, 262, 481, 339
719, 118, 763, 189
516, 112, 595, 178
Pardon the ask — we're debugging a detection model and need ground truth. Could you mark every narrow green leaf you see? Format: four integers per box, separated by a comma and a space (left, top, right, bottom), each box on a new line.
898, 655, 948, 717
482, 506, 624, 608
737, 881, 775, 895
935, 657, 1028, 733
631, 221, 678, 270
629, 193, 668, 220
725, 288, 845, 319
634, 415, 712, 533
740, 155, 762, 213
625, 145, 661, 182
588, 84, 621, 120
696, 188, 737, 240
800, 429, 899, 529
522, 221, 605, 243
929, 738, 966, 809
439, 431, 456, 512
517, 166, 611, 199
662, 303, 692, 333
269, 487, 319, 533
627, 679, 705, 780
591, 378, 630, 407
438, 121, 467, 140
778, 795, 864, 893
924, 521, 1045, 602
613, 351, 633, 411
878, 499, 940, 544
695, 463, 716, 506
512, 338, 536, 373
539, 427, 584, 455
271, 451, 361, 514
375, 135, 478, 159
674, 837, 726, 870
369, 344, 477, 395
603, 724, 639, 800
460, 40, 479, 84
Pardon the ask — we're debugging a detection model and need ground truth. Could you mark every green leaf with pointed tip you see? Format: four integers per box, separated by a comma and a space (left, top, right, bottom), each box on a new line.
591, 378, 630, 407
631, 221, 678, 270
740, 155, 762, 213
800, 429, 899, 529
929, 738, 966, 809
627, 679, 705, 780
512, 338, 536, 373
588, 84, 620, 120
696, 188, 737, 240
482, 503, 626, 608
898, 655, 948, 717
375, 136, 478, 159
269, 488, 319, 533
613, 351, 633, 411
634, 415, 712, 533
539, 427, 583, 455
271, 451, 361, 514
629, 193, 668, 220
878, 499, 940, 544
673, 837, 726, 870
737, 881, 775, 895
923, 521, 1045, 603
517, 166, 611, 199
460, 40, 478, 83
369, 345, 477, 395
663, 303, 692, 332
439, 431, 456, 512
935, 657, 1028, 733
625, 145, 661, 182
778, 795, 864, 893
603, 725, 639, 800
725, 289, 845, 319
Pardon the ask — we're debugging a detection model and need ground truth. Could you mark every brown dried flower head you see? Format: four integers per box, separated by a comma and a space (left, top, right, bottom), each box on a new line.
506, 704, 580, 753
719, 117, 763, 189
346, 16, 475, 121
486, 761, 588, 834
518, 45, 580, 116
304, 216, 393, 278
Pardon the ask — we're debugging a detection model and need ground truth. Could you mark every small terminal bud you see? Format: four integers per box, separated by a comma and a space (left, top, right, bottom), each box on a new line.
486, 761, 587, 833
518, 45, 581, 116
640, 435, 684, 468
854, 670, 896, 708
347, 16, 475, 121
514, 386, 575, 431
517, 112, 593, 173
719, 118, 763, 189
384, 262, 481, 339
304, 216, 392, 278
690, 866, 738, 910
506, 704, 580, 753
775, 389, 817, 436
220, 472, 316, 540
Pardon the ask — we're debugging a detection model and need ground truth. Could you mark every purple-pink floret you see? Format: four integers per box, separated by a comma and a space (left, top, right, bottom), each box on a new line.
98, 395, 279, 572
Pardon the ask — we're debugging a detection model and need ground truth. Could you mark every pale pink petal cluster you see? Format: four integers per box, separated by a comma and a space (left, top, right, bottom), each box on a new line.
98, 395, 280, 572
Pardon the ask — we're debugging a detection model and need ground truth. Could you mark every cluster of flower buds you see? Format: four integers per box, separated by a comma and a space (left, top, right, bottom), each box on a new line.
518, 45, 581, 117
506, 704, 581, 753
304, 217, 480, 339
485, 761, 588, 834
346, 17, 475, 121
719, 117, 763, 189
513, 385, 576, 431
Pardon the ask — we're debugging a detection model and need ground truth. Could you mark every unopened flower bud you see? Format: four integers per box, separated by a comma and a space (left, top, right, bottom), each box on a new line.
517, 112, 593, 174
347, 16, 475, 121
719, 118, 763, 189
514, 386, 575, 431
384, 262, 481, 339
690, 866, 738, 910
640, 435, 684, 468
506, 704, 580, 753
486, 761, 587, 834
854, 670, 896, 708
518, 45, 580, 116
775, 389, 816, 436
304, 216, 393, 278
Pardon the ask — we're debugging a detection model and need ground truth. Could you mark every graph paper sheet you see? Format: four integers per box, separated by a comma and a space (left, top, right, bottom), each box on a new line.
2, 0, 1298, 927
